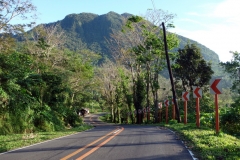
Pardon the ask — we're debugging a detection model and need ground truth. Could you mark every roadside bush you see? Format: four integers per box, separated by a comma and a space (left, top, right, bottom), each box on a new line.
0, 122, 13, 135
200, 113, 214, 128
34, 114, 54, 132
221, 98, 240, 136
0, 109, 35, 134
64, 111, 81, 127
187, 113, 196, 123
34, 109, 66, 132
169, 119, 178, 124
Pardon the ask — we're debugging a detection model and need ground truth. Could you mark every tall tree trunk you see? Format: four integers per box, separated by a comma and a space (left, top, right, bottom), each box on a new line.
111, 104, 114, 122
70, 93, 75, 108
113, 108, 117, 123
130, 64, 138, 124
127, 103, 134, 124
146, 62, 150, 123
118, 107, 121, 124
154, 91, 159, 123
154, 71, 159, 123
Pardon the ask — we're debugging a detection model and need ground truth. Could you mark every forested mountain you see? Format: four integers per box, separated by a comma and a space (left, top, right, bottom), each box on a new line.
44, 11, 125, 58
37, 12, 219, 62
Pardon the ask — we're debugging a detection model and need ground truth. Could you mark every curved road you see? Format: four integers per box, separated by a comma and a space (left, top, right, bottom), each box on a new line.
0, 113, 194, 160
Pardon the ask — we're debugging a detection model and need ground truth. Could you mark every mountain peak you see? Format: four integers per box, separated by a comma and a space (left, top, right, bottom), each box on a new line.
36, 12, 220, 66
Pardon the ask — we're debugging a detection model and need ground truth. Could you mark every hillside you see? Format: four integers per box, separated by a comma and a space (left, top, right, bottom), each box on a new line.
44, 11, 125, 57
18, 11, 227, 82
41, 12, 219, 62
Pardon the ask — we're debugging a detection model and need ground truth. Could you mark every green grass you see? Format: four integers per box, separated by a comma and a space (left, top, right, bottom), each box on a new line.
0, 124, 93, 153
163, 123, 240, 160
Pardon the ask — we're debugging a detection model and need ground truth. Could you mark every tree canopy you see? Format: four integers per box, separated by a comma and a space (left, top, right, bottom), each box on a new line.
173, 43, 214, 91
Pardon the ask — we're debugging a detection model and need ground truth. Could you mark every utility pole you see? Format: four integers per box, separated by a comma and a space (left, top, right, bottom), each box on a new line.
162, 22, 180, 123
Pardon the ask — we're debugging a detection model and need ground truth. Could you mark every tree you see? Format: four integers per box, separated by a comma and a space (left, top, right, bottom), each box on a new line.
117, 68, 134, 124
20, 24, 66, 70
173, 44, 214, 91
107, 9, 178, 123
219, 51, 240, 135
220, 51, 240, 94
0, 0, 37, 53
97, 61, 118, 122
0, 52, 39, 134
125, 14, 178, 123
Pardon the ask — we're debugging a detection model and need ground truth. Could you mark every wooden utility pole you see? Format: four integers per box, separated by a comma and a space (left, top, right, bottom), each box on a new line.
162, 22, 180, 123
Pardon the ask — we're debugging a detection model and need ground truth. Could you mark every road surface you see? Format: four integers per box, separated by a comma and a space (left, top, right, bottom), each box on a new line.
0, 113, 193, 160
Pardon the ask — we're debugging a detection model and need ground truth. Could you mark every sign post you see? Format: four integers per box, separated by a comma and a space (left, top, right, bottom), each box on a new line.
143, 108, 146, 121
164, 99, 169, 124
193, 86, 202, 128
182, 91, 190, 124
210, 79, 222, 134
158, 102, 162, 122
134, 110, 137, 123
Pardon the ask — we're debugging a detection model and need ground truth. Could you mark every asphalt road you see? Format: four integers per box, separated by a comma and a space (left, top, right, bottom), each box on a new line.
0, 114, 193, 160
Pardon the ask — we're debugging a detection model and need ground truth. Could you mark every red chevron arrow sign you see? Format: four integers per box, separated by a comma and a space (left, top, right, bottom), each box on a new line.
193, 86, 202, 98
182, 91, 189, 101
158, 102, 162, 109
193, 86, 202, 128
164, 99, 169, 107
210, 78, 222, 134
143, 108, 146, 113
210, 79, 222, 94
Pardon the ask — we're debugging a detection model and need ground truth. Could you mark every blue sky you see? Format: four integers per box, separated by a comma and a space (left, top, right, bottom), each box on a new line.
27, 0, 239, 62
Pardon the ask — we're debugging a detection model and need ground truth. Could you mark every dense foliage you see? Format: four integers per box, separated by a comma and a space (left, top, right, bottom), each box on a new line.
0, 47, 96, 134
173, 43, 214, 90
220, 51, 240, 136
0, 4, 97, 133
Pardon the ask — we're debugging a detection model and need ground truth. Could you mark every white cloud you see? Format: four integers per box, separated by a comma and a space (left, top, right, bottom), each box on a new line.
172, 0, 240, 62
213, 0, 240, 17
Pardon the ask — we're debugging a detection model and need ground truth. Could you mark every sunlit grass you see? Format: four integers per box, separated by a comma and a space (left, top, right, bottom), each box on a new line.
0, 124, 93, 153
164, 123, 240, 160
